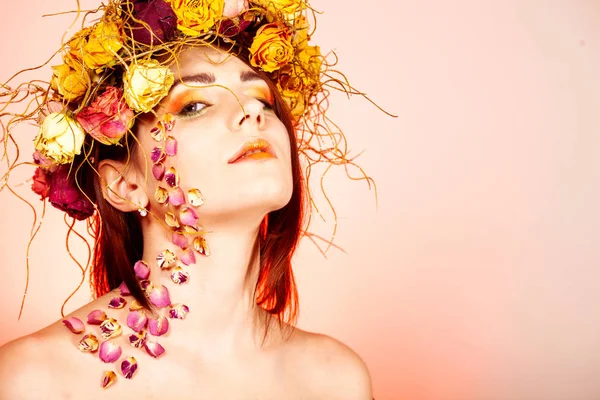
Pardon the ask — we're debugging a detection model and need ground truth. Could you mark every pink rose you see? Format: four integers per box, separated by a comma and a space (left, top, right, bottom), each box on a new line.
223, 0, 248, 18
35, 100, 65, 125
31, 167, 51, 199
48, 165, 95, 220
76, 86, 134, 145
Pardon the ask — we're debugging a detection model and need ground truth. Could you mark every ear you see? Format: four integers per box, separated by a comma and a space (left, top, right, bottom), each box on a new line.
98, 159, 148, 213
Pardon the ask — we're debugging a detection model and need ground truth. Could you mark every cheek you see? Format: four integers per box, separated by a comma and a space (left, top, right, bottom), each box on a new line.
135, 123, 218, 203
171, 134, 221, 189
142, 116, 295, 211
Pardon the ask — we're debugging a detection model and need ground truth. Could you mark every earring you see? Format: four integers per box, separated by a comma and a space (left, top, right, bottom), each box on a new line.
138, 207, 148, 217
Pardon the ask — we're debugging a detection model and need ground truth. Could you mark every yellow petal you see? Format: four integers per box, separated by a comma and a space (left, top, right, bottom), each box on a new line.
187, 188, 205, 207
101, 370, 117, 389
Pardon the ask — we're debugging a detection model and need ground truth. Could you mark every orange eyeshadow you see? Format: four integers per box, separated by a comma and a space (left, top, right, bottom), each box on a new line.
246, 86, 274, 106
166, 92, 207, 114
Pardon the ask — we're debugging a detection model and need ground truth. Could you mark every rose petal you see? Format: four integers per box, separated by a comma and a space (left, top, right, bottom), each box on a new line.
179, 207, 198, 226
168, 187, 185, 206
152, 162, 165, 180
188, 188, 205, 207
164, 166, 179, 187
151, 147, 166, 163
171, 266, 190, 285
127, 310, 148, 332
179, 248, 196, 266
118, 281, 131, 296
129, 299, 144, 311
62, 317, 85, 334
78, 333, 99, 352
165, 212, 180, 228
121, 357, 138, 379
172, 231, 188, 249
100, 318, 122, 339
156, 249, 177, 269
148, 284, 171, 308
99, 340, 122, 363
101, 370, 117, 389
155, 186, 169, 204
144, 340, 166, 358
168, 303, 190, 320
134, 260, 150, 279
148, 315, 169, 336
193, 236, 210, 256
128, 330, 148, 348
140, 279, 151, 290
87, 310, 107, 325
150, 125, 165, 142
162, 113, 176, 131
108, 297, 126, 309
183, 225, 201, 234
165, 136, 177, 156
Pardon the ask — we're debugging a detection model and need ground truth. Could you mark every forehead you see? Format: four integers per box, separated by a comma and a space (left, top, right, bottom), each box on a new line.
171, 46, 252, 81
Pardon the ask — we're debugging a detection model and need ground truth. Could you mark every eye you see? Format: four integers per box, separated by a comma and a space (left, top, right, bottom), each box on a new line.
178, 101, 210, 117
257, 98, 274, 111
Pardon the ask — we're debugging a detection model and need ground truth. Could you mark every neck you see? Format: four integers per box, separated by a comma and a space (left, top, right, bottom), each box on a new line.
137, 216, 276, 359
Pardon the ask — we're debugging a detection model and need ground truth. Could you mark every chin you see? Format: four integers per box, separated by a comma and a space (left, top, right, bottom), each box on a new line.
198, 176, 293, 219
239, 178, 293, 211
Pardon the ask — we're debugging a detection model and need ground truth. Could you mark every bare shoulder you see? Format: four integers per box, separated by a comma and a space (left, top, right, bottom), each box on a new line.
0, 332, 64, 400
0, 294, 118, 400
286, 327, 373, 400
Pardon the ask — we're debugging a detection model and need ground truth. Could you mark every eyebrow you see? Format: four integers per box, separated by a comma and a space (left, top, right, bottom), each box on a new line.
171, 70, 265, 91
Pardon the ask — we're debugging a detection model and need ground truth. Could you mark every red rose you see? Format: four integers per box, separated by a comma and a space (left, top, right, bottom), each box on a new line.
48, 166, 95, 220
31, 167, 51, 199
131, 0, 177, 45
76, 86, 134, 145
218, 11, 253, 36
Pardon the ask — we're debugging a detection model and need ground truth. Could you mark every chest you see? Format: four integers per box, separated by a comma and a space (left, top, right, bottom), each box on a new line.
142, 359, 295, 399
64, 349, 318, 400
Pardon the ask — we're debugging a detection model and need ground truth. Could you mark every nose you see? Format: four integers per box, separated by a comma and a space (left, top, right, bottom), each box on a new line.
231, 98, 266, 132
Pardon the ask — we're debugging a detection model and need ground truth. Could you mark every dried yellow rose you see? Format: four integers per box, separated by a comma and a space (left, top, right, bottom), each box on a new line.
67, 27, 91, 59
123, 60, 174, 113
276, 64, 307, 118
254, 0, 306, 15
81, 20, 124, 71
291, 14, 310, 50
277, 64, 303, 92
276, 63, 315, 119
50, 54, 90, 101
167, 0, 224, 37
296, 45, 322, 87
249, 22, 295, 73
281, 89, 306, 119
33, 113, 86, 165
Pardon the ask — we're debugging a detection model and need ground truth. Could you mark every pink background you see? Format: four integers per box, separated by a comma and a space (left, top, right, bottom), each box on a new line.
2, 1, 600, 399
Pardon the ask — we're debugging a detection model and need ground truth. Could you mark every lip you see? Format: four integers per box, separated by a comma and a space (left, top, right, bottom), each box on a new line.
227, 137, 277, 163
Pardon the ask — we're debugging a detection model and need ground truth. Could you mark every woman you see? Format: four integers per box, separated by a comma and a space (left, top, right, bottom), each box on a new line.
0, 0, 383, 398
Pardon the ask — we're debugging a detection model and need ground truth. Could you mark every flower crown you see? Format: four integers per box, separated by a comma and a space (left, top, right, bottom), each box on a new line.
23, 0, 342, 219
2, 0, 391, 227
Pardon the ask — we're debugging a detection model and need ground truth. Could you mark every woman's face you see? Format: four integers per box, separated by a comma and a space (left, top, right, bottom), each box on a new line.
135, 47, 294, 224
